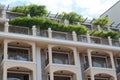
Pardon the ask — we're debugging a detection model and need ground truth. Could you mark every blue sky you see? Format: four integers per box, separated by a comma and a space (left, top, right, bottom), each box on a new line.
0, 0, 119, 19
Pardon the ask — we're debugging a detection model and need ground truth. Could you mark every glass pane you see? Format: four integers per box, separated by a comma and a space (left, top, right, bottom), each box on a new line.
52, 32, 67, 40
88, 78, 107, 80
54, 76, 70, 80
8, 48, 29, 61
92, 56, 107, 68
117, 59, 120, 67
53, 52, 69, 64
8, 73, 29, 80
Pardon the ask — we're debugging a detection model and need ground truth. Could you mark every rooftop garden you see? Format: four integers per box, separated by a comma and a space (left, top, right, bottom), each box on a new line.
8, 4, 120, 39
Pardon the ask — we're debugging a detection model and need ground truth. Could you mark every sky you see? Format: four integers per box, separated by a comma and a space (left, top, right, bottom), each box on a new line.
0, 0, 119, 19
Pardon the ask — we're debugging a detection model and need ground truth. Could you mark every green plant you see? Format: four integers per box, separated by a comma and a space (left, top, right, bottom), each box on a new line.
10, 4, 48, 17
58, 12, 83, 24
9, 17, 88, 35
92, 30, 120, 39
93, 17, 110, 28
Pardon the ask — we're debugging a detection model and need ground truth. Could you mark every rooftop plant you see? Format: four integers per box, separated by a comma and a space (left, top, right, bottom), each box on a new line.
58, 12, 83, 24
11, 4, 48, 17
92, 30, 120, 39
9, 17, 88, 35
93, 16, 110, 28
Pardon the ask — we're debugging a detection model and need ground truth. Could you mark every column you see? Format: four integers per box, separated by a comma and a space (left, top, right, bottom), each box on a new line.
86, 34, 91, 43
4, 40, 8, 60
77, 53, 83, 80
2, 9, 6, 19
4, 22, 9, 32
76, 73, 80, 80
72, 31, 77, 41
48, 28, 52, 38
32, 43, 36, 62
97, 25, 101, 31
3, 64, 7, 80
91, 74, 95, 80
32, 25, 37, 36
73, 48, 78, 66
87, 49, 92, 68
109, 52, 115, 69
33, 69, 37, 80
48, 45, 52, 65
50, 70, 54, 80
108, 36, 112, 46
36, 47, 42, 80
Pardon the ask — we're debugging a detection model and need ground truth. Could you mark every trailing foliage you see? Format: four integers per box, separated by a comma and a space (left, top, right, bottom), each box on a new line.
92, 30, 120, 39
93, 17, 110, 27
11, 4, 48, 17
58, 12, 83, 24
9, 17, 88, 35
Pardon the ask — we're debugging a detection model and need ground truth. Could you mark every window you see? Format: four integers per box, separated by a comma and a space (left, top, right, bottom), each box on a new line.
88, 78, 108, 80
54, 76, 71, 80
52, 52, 69, 64
48, 75, 71, 80
7, 72, 29, 80
116, 58, 120, 73
8, 47, 30, 61
92, 56, 107, 68
84, 56, 89, 70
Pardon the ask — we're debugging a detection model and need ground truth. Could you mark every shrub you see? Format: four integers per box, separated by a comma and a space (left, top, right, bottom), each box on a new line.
9, 17, 88, 35
93, 17, 110, 27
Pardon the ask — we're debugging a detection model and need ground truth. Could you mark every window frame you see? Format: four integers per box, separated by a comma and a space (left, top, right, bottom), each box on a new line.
8, 46, 31, 61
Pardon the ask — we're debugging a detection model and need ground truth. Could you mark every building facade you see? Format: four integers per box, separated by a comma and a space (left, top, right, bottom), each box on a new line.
0, 5, 120, 80
100, 0, 120, 27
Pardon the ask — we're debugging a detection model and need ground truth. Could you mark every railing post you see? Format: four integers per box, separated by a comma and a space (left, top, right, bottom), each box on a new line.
2, 9, 6, 19
108, 36, 112, 46
4, 22, 9, 32
97, 25, 101, 31
32, 25, 37, 36
48, 28, 52, 38
86, 34, 91, 43
72, 31, 77, 41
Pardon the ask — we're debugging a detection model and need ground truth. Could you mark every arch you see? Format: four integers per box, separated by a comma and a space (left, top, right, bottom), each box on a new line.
54, 70, 76, 75
94, 73, 114, 78
7, 66, 32, 72
8, 41, 32, 48
52, 46, 73, 52
91, 50, 110, 56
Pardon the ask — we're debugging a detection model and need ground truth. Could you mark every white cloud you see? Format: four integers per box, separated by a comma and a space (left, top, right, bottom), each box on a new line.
74, 0, 119, 17
29, 0, 74, 13
0, 0, 119, 18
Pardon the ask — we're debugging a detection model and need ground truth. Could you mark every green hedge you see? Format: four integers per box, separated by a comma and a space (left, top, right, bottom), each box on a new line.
92, 30, 120, 39
9, 17, 120, 39
9, 17, 88, 35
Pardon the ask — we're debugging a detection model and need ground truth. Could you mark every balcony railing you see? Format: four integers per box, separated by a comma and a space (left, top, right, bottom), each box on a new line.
0, 24, 4, 32
0, 24, 120, 47
78, 35, 87, 43
9, 25, 32, 35
90, 36, 109, 45
112, 39, 120, 47
52, 31, 73, 40
39, 30, 48, 37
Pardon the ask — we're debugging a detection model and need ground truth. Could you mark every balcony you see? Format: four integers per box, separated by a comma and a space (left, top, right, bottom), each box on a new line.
0, 23, 120, 49
6, 41, 33, 62
83, 50, 117, 80
47, 70, 78, 80
84, 51, 112, 70
8, 47, 31, 61
45, 46, 75, 66
7, 67, 32, 80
